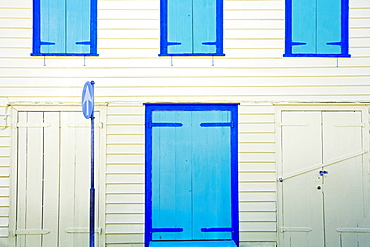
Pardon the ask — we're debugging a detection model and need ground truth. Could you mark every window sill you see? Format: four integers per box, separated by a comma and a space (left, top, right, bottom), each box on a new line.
159, 53, 225, 57
31, 53, 99, 56
149, 241, 236, 247
283, 54, 351, 58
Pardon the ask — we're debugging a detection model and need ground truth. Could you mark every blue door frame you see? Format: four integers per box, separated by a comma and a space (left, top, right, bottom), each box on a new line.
145, 103, 239, 247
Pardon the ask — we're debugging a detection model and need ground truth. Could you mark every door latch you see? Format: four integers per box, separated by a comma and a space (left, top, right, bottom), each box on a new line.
319, 170, 328, 176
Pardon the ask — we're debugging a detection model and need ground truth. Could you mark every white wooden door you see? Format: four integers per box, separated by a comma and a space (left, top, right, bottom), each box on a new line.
280, 111, 370, 247
322, 112, 369, 247
15, 111, 100, 247
280, 111, 325, 247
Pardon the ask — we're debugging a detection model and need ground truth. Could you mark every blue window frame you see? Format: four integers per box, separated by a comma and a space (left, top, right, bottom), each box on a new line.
31, 0, 98, 56
284, 0, 350, 57
145, 103, 239, 247
159, 0, 224, 56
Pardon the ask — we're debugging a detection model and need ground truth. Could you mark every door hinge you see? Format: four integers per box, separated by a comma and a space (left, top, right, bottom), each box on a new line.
281, 227, 312, 232
65, 227, 102, 234
147, 122, 183, 128
336, 228, 370, 233
68, 122, 103, 128
280, 122, 308, 127
17, 123, 51, 128
335, 123, 364, 128
14, 229, 50, 235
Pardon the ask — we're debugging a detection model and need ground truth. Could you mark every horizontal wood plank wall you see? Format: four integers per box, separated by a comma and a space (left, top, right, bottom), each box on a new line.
238, 104, 276, 246
0, 0, 369, 246
0, 104, 10, 246
106, 104, 145, 246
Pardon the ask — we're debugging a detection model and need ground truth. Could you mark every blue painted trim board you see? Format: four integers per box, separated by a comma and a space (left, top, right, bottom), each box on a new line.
90, 0, 98, 54
283, 54, 351, 58
32, 0, 41, 55
216, 0, 223, 55
30, 53, 99, 56
284, 0, 292, 56
150, 241, 236, 247
284, 0, 350, 57
159, 53, 226, 57
32, 0, 98, 56
145, 106, 153, 247
159, 0, 168, 55
150, 241, 237, 247
341, 0, 350, 56
144, 103, 239, 247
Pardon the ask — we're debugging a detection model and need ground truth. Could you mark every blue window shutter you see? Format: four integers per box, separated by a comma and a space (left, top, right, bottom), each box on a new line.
167, 0, 193, 54
317, 0, 342, 54
193, 0, 217, 54
66, 0, 91, 54
291, 0, 317, 54
39, 0, 66, 54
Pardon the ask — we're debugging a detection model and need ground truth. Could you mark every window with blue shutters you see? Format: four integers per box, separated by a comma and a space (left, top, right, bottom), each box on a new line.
160, 0, 224, 56
32, 0, 98, 56
284, 0, 350, 57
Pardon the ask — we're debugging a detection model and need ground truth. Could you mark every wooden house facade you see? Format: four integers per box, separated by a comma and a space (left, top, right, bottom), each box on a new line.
0, 0, 369, 246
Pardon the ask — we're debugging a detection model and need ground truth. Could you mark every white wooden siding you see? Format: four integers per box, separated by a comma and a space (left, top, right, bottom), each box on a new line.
0, 104, 11, 246
238, 104, 276, 245
105, 104, 145, 245
0, 0, 369, 246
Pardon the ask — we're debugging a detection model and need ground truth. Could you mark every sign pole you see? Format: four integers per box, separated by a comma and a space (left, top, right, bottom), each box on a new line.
90, 81, 95, 247
82, 80, 95, 247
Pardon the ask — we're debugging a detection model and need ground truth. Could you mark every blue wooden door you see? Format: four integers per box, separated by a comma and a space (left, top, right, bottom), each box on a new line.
147, 106, 238, 245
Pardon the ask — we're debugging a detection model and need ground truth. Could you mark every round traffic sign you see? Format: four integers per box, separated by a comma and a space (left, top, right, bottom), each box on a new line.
82, 81, 95, 119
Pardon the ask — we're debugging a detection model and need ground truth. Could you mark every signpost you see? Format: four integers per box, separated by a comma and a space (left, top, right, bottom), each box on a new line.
82, 81, 95, 247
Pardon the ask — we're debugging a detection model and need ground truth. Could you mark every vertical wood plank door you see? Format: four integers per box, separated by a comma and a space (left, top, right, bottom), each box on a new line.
322, 112, 369, 247
15, 111, 100, 247
146, 104, 239, 246
152, 111, 231, 240
280, 111, 324, 247
280, 110, 370, 247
